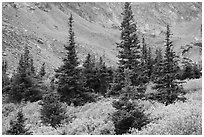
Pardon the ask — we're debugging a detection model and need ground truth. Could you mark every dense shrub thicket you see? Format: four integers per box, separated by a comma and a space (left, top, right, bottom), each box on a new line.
130, 100, 202, 135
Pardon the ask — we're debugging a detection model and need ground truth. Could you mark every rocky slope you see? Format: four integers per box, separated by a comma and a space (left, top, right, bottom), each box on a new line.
2, 2, 202, 74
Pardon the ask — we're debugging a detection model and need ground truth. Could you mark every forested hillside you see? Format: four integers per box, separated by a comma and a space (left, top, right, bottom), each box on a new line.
2, 2, 202, 135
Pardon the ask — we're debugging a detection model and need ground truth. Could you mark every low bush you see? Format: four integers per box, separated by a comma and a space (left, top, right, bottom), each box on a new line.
62, 98, 115, 135
130, 100, 202, 135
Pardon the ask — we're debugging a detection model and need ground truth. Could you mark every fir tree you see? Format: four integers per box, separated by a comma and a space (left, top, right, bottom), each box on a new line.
9, 46, 42, 103
155, 48, 163, 64
6, 109, 32, 135
181, 61, 194, 79
98, 57, 109, 96
83, 53, 94, 70
112, 71, 149, 135
30, 58, 35, 76
111, 68, 150, 134
117, 2, 140, 70
40, 92, 66, 128
138, 37, 150, 85
146, 47, 153, 79
151, 48, 163, 82
39, 62, 46, 78
112, 2, 140, 94
82, 53, 99, 93
192, 63, 202, 79
109, 69, 124, 96
141, 37, 148, 65
2, 59, 10, 93
55, 14, 94, 106
152, 25, 184, 106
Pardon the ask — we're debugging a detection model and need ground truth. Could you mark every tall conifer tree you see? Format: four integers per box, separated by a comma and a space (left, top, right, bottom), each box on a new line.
151, 48, 163, 82
55, 14, 80, 104
82, 53, 99, 93
2, 59, 10, 93
146, 47, 153, 80
112, 2, 140, 94
152, 25, 184, 105
9, 46, 42, 103
98, 57, 109, 96
138, 37, 149, 84
55, 14, 94, 106
39, 62, 46, 78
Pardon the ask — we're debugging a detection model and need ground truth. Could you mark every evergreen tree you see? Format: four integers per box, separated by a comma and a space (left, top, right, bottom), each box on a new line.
146, 47, 153, 79
2, 59, 10, 93
109, 69, 124, 96
82, 53, 99, 93
117, 2, 140, 70
39, 62, 46, 78
6, 109, 32, 135
40, 92, 66, 128
98, 57, 109, 96
111, 68, 150, 135
55, 14, 94, 106
141, 37, 148, 65
151, 48, 163, 82
155, 48, 163, 63
192, 63, 202, 79
112, 71, 149, 135
83, 53, 94, 70
138, 37, 150, 84
30, 58, 35, 76
9, 46, 42, 103
181, 61, 194, 80
112, 2, 140, 94
152, 25, 184, 106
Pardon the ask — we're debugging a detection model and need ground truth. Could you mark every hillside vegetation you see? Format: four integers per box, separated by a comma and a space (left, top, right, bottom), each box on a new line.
2, 2, 202, 135
2, 78, 202, 135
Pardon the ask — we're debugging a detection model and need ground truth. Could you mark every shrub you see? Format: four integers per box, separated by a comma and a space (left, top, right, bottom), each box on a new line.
130, 100, 202, 135
2, 103, 17, 117
62, 98, 115, 135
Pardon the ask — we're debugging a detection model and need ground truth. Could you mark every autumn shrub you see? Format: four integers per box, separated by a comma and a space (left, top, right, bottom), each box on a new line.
61, 98, 115, 135
31, 125, 62, 135
130, 100, 202, 135
2, 103, 17, 117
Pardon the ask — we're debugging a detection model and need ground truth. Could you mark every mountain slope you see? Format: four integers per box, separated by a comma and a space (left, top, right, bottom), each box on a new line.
2, 2, 202, 74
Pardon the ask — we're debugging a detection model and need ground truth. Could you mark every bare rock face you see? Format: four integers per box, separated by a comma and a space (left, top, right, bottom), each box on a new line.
2, 2, 202, 73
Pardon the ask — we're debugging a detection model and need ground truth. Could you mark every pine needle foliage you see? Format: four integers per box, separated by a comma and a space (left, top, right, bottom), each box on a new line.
40, 92, 66, 128
6, 109, 32, 135
152, 25, 185, 105
55, 14, 95, 106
